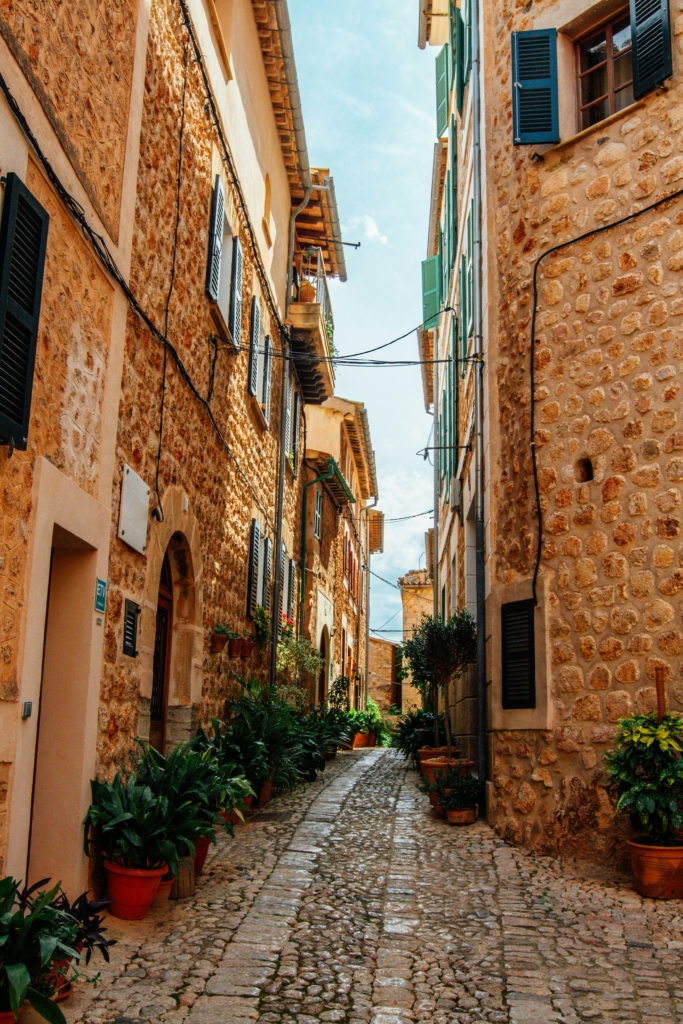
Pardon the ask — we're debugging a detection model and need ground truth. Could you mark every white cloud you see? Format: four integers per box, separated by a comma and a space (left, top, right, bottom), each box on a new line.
343, 214, 388, 245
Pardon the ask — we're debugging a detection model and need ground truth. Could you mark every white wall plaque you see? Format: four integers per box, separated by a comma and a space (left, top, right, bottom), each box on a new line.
118, 465, 151, 555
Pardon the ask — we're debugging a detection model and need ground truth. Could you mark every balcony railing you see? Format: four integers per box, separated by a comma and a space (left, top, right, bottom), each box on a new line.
292, 247, 334, 344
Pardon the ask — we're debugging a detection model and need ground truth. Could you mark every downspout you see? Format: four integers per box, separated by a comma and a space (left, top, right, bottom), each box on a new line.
472, 0, 488, 811
299, 462, 335, 661
270, 336, 291, 685
359, 496, 378, 709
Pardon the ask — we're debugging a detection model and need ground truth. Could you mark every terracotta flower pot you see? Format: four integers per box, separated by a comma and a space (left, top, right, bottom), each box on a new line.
421, 758, 473, 785
241, 639, 256, 658
447, 807, 477, 825
211, 632, 228, 653
353, 732, 376, 749
627, 839, 683, 899
227, 638, 243, 658
104, 860, 166, 920
151, 876, 174, 909
427, 790, 447, 819
0, 1012, 17, 1023
194, 834, 212, 876
259, 778, 273, 804
170, 855, 195, 899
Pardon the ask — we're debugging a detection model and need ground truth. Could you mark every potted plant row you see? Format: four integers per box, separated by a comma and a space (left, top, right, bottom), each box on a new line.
211, 625, 256, 658
420, 763, 479, 824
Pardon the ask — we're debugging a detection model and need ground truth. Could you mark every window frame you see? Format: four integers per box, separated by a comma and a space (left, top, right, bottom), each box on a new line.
314, 488, 322, 541
574, 8, 633, 132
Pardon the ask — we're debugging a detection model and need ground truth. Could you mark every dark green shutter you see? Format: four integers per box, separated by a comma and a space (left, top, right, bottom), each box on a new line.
284, 371, 292, 453
123, 600, 140, 658
435, 44, 450, 137
463, 0, 472, 84
292, 391, 300, 476
206, 175, 224, 303
229, 236, 243, 350
248, 295, 260, 396
0, 173, 49, 451
466, 200, 474, 339
448, 0, 456, 78
263, 335, 272, 424
287, 559, 296, 620
278, 542, 287, 627
501, 599, 536, 709
456, 9, 465, 115
262, 536, 272, 612
511, 30, 559, 145
449, 116, 457, 261
443, 171, 451, 294
247, 519, 260, 616
422, 255, 442, 329
631, 0, 672, 99
459, 256, 467, 371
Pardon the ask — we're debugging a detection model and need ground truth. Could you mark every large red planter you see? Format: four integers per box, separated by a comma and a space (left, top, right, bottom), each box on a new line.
627, 839, 683, 899
352, 732, 376, 749
104, 860, 166, 920
194, 835, 212, 876
259, 778, 273, 804
0, 1012, 17, 1023
211, 632, 228, 653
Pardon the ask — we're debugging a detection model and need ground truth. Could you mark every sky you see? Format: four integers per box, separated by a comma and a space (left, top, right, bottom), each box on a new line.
289, 0, 437, 642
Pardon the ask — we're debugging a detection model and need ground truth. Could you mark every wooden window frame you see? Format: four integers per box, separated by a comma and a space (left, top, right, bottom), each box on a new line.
575, 8, 633, 131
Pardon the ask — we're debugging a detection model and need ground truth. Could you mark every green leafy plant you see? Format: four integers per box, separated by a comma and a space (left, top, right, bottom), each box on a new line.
327, 676, 350, 714
392, 708, 445, 766
348, 697, 391, 745
213, 623, 241, 639
604, 711, 683, 845
443, 774, 480, 810
276, 636, 323, 686
253, 605, 271, 649
196, 717, 269, 790
83, 772, 205, 876
0, 876, 77, 1024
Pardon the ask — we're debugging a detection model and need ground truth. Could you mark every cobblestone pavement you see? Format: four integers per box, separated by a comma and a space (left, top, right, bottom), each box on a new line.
67, 749, 683, 1024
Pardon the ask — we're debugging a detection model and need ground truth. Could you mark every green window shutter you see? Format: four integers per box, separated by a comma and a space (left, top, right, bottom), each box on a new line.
463, 0, 472, 85
456, 9, 465, 115
248, 295, 260, 396
206, 174, 224, 303
448, 0, 456, 77
247, 519, 261, 617
435, 44, 450, 137
443, 171, 451, 292
422, 254, 442, 329
511, 30, 559, 145
631, 0, 672, 99
263, 334, 273, 425
447, 356, 453, 478
229, 236, 243, 351
449, 116, 457, 259
502, 599, 536, 709
262, 536, 272, 612
0, 173, 49, 451
459, 256, 467, 371
466, 200, 474, 339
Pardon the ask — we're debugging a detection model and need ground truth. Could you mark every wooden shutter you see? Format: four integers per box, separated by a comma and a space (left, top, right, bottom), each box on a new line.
263, 335, 272, 425
511, 30, 559, 145
0, 173, 49, 451
456, 8, 465, 115
279, 542, 287, 619
501, 599, 536, 709
262, 536, 272, 612
435, 44, 450, 138
229, 236, 243, 350
292, 390, 300, 476
450, 116, 457, 248
422, 255, 442, 330
206, 175, 224, 303
463, 0, 472, 84
284, 371, 292, 454
248, 295, 260, 396
287, 559, 296, 620
123, 599, 140, 657
631, 0, 672, 99
247, 519, 260, 616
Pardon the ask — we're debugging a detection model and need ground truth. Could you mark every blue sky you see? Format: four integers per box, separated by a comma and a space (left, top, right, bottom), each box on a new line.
289, 0, 437, 641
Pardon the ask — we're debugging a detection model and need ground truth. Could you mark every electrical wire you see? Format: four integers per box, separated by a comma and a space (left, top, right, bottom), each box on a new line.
385, 509, 434, 522
529, 185, 683, 605
368, 569, 400, 590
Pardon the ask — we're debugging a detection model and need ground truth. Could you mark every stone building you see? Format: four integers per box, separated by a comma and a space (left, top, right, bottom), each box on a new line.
301, 397, 382, 708
0, 0, 352, 897
418, 0, 683, 861
368, 636, 401, 713
398, 568, 433, 712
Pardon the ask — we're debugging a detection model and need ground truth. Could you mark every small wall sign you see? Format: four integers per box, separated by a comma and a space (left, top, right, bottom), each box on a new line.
118, 464, 151, 555
95, 578, 107, 614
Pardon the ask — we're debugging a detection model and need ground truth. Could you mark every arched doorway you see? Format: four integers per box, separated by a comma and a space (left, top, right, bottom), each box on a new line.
149, 554, 172, 751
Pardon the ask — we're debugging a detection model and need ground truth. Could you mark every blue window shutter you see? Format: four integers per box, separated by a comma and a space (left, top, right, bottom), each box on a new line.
456, 9, 465, 115
263, 334, 272, 425
511, 30, 559, 145
435, 44, 450, 137
229, 236, 243, 350
248, 295, 260, 396
0, 173, 49, 452
631, 0, 672, 99
206, 175, 224, 303
422, 255, 442, 330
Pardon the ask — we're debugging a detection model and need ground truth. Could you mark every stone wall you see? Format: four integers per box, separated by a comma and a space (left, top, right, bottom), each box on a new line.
0, 0, 139, 240
368, 636, 399, 713
487, 0, 683, 859
399, 570, 432, 712
97, 0, 303, 773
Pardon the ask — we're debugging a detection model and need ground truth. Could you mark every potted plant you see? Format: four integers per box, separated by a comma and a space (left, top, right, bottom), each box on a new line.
443, 774, 480, 825
83, 770, 207, 919
0, 876, 77, 1024
211, 624, 231, 654
241, 635, 256, 658
604, 711, 683, 898
44, 889, 116, 998
252, 605, 270, 652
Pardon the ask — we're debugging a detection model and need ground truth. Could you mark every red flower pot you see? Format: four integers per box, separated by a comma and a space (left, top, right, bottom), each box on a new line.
259, 778, 273, 804
0, 1012, 17, 1023
211, 632, 228, 653
353, 732, 376, 749
228, 638, 243, 658
447, 807, 477, 825
194, 834, 212, 876
104, 860, 166, 920
241, 639, 256, 658
151, 877, 174, 909
628, 839, 683, 899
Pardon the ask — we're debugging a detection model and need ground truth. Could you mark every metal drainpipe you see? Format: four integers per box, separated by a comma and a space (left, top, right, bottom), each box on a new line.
433, 365, 439, 618
359, 497, 378, 708
299, 462, 334, 666
270, 334, 291, 686
471, 0, 488, 811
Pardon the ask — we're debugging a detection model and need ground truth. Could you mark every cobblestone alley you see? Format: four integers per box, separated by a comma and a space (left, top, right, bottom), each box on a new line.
69, 751, 683, 1024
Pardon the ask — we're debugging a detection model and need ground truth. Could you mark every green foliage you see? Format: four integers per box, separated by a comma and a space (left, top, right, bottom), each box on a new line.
83, 772, 205, 876
276, 636, 323, 684
327, 676, 350, 714
347, 697, 392, 745
212, 623, 239, 638
0, 876, 77, 1023
195, 717, 269, 789
442, 774, 480, 810
253, 605, 271, 649
604, 711, 683, 845
402, 611, 477, 698
392, 709, 445, 766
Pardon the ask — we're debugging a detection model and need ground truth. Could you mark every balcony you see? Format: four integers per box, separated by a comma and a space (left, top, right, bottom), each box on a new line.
289, 247, 335, 404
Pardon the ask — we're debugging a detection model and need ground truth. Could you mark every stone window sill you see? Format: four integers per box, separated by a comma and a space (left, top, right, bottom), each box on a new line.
249, 394, 269, 432
533, 99, 646, 160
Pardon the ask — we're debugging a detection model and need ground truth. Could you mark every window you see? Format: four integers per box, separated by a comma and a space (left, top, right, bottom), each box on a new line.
314, 488, 322, 540
247, 295, 273, 426
206, 174, 243, 348
501, 599, 535, 710
246, 518, 274, 615
577, 12, 633, 131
